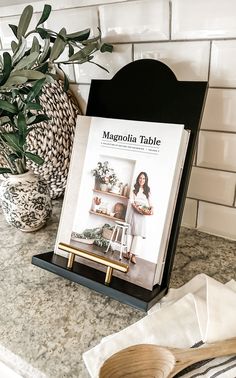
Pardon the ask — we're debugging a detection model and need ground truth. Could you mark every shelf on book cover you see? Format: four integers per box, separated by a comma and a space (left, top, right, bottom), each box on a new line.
89, 210, 125, 222
93, 189, 128, 200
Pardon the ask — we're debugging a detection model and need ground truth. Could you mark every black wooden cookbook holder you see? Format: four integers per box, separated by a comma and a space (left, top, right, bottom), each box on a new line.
32, 59, 208, 311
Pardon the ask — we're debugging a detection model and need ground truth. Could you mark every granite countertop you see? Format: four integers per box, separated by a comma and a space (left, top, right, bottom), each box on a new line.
0, 199, 235, 378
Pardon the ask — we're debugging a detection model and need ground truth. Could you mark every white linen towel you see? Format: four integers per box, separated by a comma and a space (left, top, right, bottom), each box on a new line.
83, 274, 236, 378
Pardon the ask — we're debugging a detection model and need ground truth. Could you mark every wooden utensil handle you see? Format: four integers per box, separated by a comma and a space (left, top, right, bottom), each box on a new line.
172, 337, 236, 376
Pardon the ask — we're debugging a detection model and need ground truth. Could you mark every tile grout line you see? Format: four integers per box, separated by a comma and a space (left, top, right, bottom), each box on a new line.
169, 0, 172, 41
232, 184, 236, 207
195, 199, 199, 228
200, 129, 236, 134
187, 196, 236, 209
192, 165, 236, 174
207, 40, 212, 83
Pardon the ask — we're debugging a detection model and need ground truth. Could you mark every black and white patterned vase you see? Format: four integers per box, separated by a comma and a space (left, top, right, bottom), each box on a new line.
0, 171, 52, 232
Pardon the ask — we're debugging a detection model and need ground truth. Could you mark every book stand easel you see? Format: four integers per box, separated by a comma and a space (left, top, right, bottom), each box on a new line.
32, 59, 207, 311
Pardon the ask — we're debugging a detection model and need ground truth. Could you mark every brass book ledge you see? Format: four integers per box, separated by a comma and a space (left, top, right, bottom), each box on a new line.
58, 242, 129, 285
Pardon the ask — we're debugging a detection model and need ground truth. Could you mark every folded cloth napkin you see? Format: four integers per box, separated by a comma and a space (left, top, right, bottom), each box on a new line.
83, 274, 236, 378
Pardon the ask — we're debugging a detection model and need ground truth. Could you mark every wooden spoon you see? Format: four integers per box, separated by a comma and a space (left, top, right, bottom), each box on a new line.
99, 338, 236, 378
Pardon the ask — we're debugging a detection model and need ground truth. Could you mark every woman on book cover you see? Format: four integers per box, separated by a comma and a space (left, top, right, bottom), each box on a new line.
124, 171, 153, 264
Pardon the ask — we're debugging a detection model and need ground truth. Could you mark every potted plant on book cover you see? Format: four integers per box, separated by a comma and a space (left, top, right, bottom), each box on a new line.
0, 4, 113, 231
92, 161, 118, 192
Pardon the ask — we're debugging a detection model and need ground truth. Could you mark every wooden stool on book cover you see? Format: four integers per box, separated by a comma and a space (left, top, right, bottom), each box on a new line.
106, 221, 129, 260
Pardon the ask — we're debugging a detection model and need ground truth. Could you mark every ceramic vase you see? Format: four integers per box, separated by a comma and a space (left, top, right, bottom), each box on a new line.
0, 171, 52, 232
100, 183, 108, 192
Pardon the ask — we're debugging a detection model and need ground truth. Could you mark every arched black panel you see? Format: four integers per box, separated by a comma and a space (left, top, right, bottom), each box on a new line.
87, 59, 207, 129
32, 60, 208, 311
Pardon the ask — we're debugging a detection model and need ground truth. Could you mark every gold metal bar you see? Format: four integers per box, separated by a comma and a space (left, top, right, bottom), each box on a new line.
105, 266, 113, 285
67, 252, 75, 269
58, 242, 129, 275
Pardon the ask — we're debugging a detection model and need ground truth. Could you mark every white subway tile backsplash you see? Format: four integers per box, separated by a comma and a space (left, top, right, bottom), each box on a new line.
134, 41, 210, 81
201, 89, 236, 132
0, 3, 37, 17
0, 1, 127, 17
188, 167, 236, 206
73, 44, 132, 84
172, 0, 236, 40
99, 0, 169, 43
181, 198, 197, 228
197, 131, 236, 172
197, 202, 236, 240
45, 7, 99, 36
210, 41, 236, 87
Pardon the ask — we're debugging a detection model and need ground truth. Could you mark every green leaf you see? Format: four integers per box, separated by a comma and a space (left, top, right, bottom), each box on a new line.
0, 100, 18, 114
49, 30, 67, 61
17, 5, 33, 38
25, 102, 42, 111
36, 4, 52, 27
89, 60, 109, 73
59, 27, 67, 40
1, 133, 23, 153
9, 24, 18, 38
0, 52, 12, 86
66, 28, 90, 41
28, 114, 50, 125
13, 51, 39, 70
17, 112, 27, 146
36, 27, 49, 39
26, 115, 36, 125
39, 37, 50, 63
69, 43, 97, 61
63, 71, 69, 92
44, 74, 55, 84
2, 76, 28, 88
64, 57, 88, 65
68, 44, 74, 57
11, 40, 18, 53
17, 112, 27, 135
0, 167, 12, 174
12, 37, 27, 64
26, 77, 46, 102
81, 35, 100, 46
100, 43, 113, 53
11, 69, 45, 80
35, 62, 49, 73
31, 36, 40, 53
25, 151, 44, 165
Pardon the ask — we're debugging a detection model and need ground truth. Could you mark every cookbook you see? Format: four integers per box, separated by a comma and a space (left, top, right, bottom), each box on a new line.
54, 115, 189, 290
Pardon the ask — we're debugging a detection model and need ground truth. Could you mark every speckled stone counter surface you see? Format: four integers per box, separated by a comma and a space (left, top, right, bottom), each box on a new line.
0, 199, 235, 378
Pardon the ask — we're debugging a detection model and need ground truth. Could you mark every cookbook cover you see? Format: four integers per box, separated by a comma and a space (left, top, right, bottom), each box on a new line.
55, 116, 189, 290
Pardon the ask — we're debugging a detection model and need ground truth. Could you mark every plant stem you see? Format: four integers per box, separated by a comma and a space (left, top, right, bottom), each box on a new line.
15, 159, 25, 174
0, 149, 16, 174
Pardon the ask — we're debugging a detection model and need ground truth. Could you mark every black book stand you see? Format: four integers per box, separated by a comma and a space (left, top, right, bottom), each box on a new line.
32, 60, 208, 311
